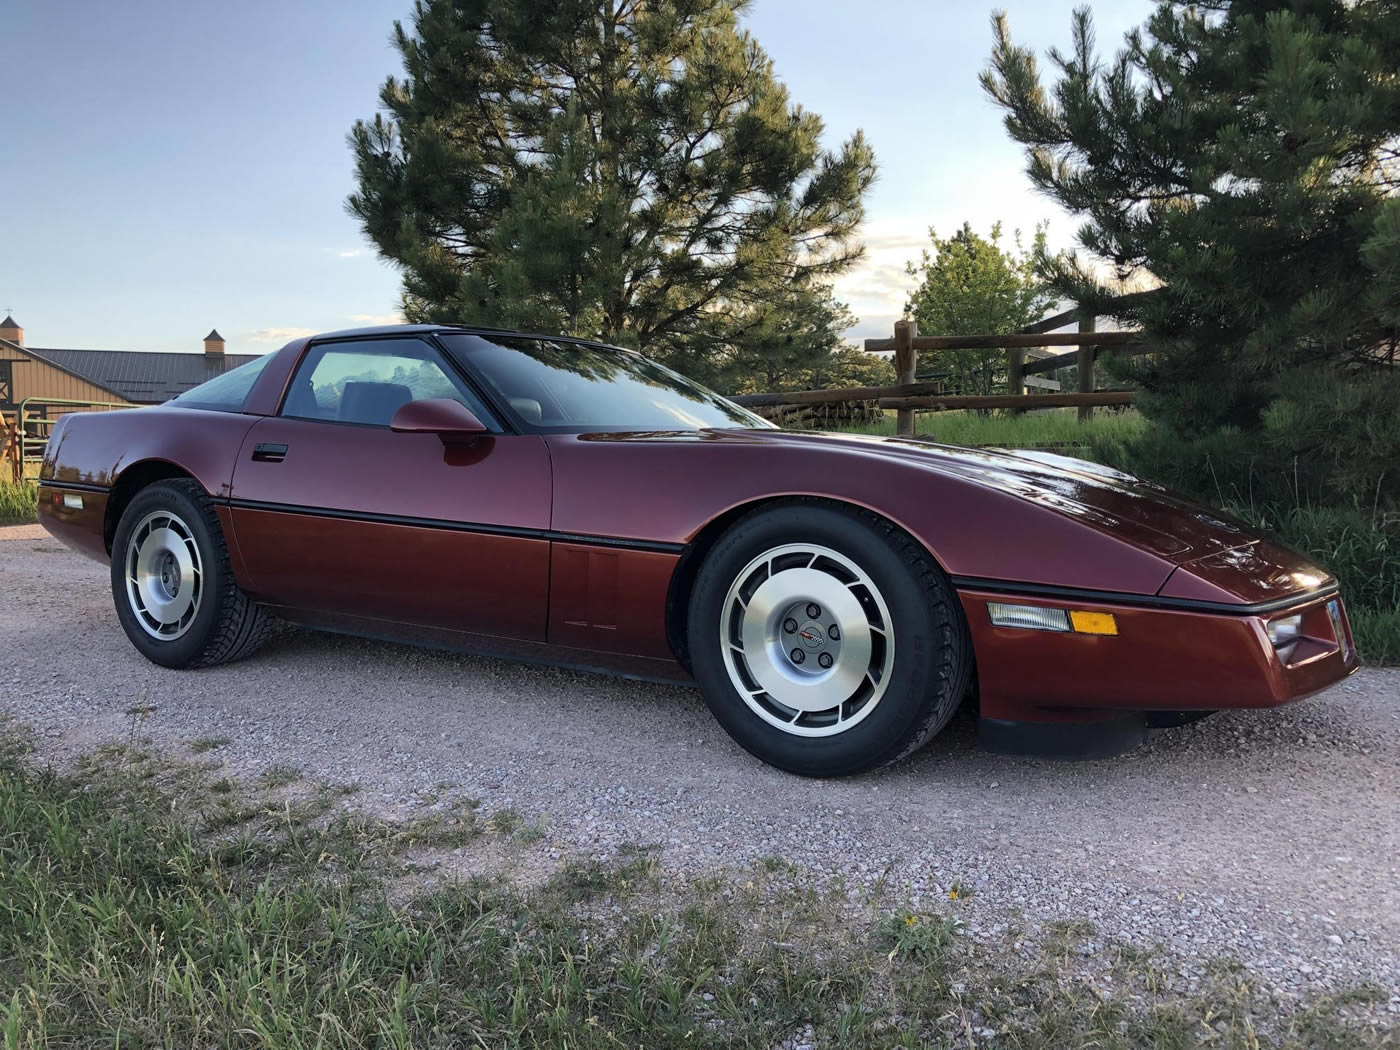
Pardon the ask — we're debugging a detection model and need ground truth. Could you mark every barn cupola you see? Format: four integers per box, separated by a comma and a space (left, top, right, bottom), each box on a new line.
203, 328, 225, 357
0, 314, 22, 346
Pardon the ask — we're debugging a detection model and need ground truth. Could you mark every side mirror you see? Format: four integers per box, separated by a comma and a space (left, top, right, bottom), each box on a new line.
390, 398, 488, 444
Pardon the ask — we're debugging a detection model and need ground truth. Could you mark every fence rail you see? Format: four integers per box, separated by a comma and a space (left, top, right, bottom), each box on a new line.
730, 381, 948, 408
731, 310, 1146, 436
862, 329, 1140, 352
874, 390, 1133, 412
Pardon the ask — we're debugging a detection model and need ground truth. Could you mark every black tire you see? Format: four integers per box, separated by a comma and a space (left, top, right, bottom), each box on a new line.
687, 500, 972, 777
110, 478, 275, 668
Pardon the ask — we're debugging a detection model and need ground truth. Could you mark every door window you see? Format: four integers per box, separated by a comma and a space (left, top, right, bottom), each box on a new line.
281, 337, 495, 427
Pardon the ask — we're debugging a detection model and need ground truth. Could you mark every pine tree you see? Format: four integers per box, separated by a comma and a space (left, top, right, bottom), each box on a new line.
348, 0, 875, 380
682, 279, 857, 394
983, 1, 1400, 509
903, 222, 1053, 395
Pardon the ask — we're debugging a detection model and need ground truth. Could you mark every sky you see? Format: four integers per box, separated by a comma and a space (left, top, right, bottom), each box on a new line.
1, 0, 1152, 356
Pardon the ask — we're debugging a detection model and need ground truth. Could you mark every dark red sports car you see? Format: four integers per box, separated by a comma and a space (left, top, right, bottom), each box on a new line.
37, 325, 1358, 775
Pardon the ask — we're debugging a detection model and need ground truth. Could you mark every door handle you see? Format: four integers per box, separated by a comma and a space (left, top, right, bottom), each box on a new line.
251, 442, 288, 463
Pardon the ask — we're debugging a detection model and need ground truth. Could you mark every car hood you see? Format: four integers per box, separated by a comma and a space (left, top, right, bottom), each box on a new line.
697, 429, 1331, 602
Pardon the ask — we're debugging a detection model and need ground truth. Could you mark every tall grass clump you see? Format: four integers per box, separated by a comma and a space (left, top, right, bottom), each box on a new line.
0, 481, 37, 525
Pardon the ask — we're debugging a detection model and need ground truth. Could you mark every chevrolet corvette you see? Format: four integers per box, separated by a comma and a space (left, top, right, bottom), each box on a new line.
37, 325, 1358, 775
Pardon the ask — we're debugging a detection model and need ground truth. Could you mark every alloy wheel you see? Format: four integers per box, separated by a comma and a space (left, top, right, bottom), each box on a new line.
124, 509, 204, 640
718, 543, 895, 736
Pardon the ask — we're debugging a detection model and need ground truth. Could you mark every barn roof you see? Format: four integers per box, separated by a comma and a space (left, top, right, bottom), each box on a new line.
22, 346, 261, 404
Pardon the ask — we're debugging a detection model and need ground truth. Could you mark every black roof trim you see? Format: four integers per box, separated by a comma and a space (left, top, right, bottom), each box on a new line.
308, 322, 635, 354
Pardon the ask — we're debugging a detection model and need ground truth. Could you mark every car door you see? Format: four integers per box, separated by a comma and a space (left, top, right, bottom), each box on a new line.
228, 334, 552, 641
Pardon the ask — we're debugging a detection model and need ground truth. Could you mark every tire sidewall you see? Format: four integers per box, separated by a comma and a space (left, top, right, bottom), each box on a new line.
110, 482, 229, 669
688, 503, 958, 777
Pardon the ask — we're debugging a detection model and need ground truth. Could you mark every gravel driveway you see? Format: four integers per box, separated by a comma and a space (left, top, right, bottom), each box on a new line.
4, 523, 1398, 1000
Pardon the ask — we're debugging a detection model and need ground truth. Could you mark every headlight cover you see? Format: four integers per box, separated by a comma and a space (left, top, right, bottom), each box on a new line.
987, 603, 1070, 632
1265, 613, 1303, 648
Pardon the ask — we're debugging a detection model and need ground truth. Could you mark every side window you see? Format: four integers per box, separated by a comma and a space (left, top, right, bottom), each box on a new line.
281, 338, 494, 428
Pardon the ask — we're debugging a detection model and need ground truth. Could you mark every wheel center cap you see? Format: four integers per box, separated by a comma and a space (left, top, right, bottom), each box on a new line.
797, 621, 826, 650
161, 555, 181, 595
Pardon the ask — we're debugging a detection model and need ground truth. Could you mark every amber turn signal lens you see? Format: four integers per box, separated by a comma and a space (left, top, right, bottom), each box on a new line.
1069, 610, 1118, 636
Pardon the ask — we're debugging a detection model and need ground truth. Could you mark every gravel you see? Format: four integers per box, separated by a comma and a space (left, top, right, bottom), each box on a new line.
3, 522, 1398, 1000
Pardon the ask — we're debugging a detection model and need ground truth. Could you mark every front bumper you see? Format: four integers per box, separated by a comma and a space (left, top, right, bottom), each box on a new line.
956, 585, 1359, 752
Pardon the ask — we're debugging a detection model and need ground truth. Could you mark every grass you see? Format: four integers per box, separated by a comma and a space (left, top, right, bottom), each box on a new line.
831, 406, 1147, 449
0, 727, 1394, 1049
488, 804, 550, 843
259, 762, 303, 788
1351, 610, 1400, 667
0, 480, 37, 526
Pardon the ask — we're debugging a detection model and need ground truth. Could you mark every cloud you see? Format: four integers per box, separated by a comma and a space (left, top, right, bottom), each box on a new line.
838, 262, 913, 302
249, 327, 318, 343
825, 218, 930, 327
845, 312, 901, 346
348, 312, 406, 325
858, 230, 929, 256
832, 258, 913, 325
338, 249, 364, 258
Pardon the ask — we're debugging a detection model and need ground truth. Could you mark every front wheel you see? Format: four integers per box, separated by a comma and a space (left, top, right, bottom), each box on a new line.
688, 501, 972, 777
111, 479, 275, 668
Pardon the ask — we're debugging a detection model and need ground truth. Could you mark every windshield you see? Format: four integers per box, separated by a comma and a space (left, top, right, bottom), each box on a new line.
440, 334, 771, 432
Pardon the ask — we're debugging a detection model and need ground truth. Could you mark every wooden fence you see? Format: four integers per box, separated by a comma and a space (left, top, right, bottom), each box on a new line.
730, 304, 1150, 436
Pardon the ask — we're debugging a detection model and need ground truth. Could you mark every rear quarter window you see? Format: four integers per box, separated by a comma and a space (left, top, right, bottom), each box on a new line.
170, 354, 272, 412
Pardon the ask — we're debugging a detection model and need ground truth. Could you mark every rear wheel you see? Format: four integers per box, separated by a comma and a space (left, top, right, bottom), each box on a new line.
111, 479, 275, 668
688, 501, 972, 777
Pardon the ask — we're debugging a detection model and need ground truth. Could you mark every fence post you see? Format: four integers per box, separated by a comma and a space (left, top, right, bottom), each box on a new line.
1007, 346, 1025, 414
1077, 313, 1096, 422
893, 318, 918, 436
2, 416, 15, 484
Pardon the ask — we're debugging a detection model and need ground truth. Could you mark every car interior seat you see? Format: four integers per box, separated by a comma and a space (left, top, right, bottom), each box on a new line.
340, 381, 415, 426
282, 373, 330, 419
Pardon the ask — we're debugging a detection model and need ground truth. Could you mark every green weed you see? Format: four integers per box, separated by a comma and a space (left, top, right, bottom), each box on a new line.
0, 481, 37, 526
